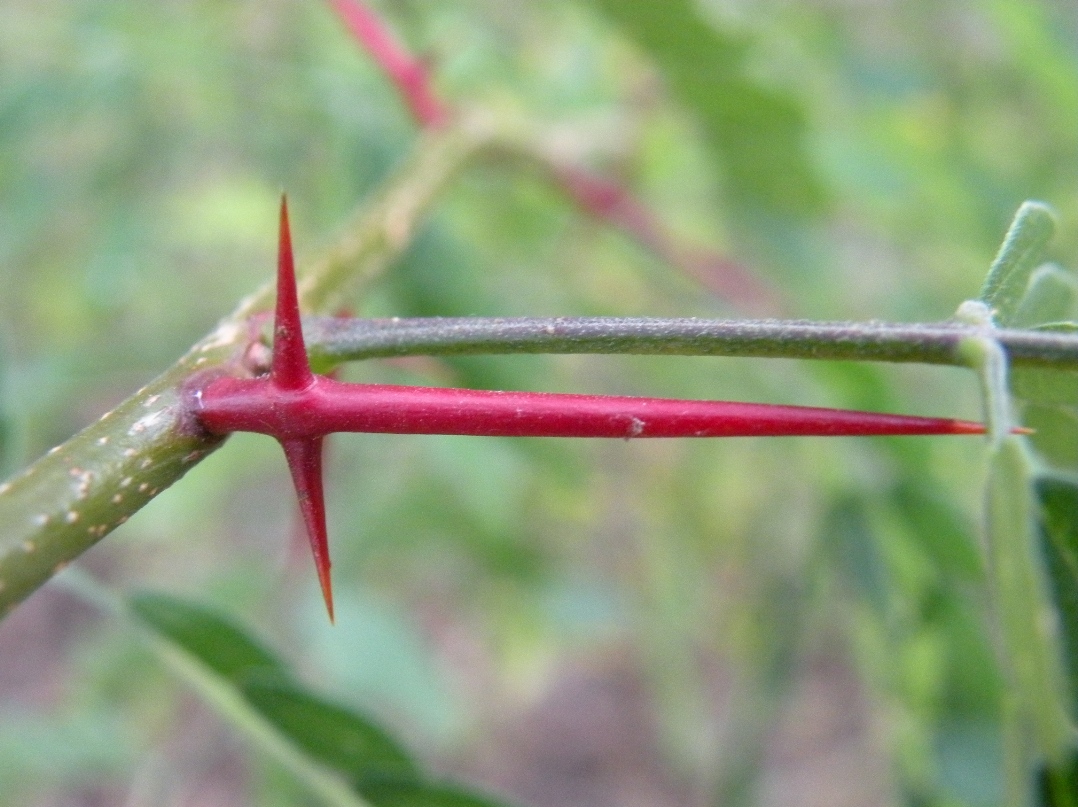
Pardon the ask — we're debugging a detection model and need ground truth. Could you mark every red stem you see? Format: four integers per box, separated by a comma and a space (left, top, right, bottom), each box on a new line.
328, 0, 779, 312
329, 0, 448, 128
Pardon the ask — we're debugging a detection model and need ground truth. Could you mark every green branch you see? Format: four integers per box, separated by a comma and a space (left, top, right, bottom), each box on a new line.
302, 315, 1078, 370
0, 114, 497, 618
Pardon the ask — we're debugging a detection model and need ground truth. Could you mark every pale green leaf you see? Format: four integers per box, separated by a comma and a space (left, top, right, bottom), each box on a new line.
979, 202, 1057, 326
1014, 265, 1078, 328
986, 438, 1071, 765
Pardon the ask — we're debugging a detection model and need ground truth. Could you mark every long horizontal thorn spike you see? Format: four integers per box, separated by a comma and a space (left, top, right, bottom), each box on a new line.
272, 195, 314, 391
200, 381, 993, 440
280, 437, 334, 623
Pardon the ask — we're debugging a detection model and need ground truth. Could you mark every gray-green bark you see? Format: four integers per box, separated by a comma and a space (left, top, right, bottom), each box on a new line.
302, 315, 1078, 370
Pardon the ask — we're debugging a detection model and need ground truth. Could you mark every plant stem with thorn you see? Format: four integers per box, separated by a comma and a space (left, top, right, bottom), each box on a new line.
194, 198, 1004, 621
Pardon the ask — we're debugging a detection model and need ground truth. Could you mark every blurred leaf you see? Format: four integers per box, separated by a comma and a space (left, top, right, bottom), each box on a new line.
933, 596, 1004, 717
1011, 366, 1078, 472
0, 348, 9, 475
1036, 475, 1078, 719
131, 593, 287, 685
890, 480, 983, 581
1036, 750, 1078, 807
301, 591, 461, 744
1022, 404, 1078, 471
586, 0, 826, 216
243, 680, 418, 792
129, 592, 514, 807
978, 201, 1056, 326
821, 495, 889, 615
986, 437, 1071, 765
1013, 265, 1078, 328
1013, 369, 1078, 407
362, 781, 509, 807
1008, 246, 1078, 473
129, 593, 401, 807
1032, 475, 1078, 807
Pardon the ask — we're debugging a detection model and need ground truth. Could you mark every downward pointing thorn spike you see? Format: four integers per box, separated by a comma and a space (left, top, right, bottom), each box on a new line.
281, 437, 334, 623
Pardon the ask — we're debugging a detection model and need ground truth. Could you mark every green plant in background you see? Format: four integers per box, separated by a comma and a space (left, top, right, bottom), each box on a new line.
3, 2, 1078, 806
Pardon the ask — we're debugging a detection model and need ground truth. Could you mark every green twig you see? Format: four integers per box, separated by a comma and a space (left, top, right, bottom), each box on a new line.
301, 315, 1078, 371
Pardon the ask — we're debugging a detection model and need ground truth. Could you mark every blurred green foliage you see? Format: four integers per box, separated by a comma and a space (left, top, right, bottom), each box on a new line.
2, 1, 1078, 805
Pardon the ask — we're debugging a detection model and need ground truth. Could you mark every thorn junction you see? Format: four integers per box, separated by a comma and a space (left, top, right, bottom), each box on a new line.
194, 197, 990, 622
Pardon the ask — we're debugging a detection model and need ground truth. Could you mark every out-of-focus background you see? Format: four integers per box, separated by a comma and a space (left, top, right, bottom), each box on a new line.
1, 1, 1077, 805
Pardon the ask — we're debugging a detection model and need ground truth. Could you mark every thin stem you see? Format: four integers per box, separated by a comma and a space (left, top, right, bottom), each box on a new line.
526, 156, 786, 314
329, 0, 780, 314
330, 0, 449, 128
302, 315, 1078, 370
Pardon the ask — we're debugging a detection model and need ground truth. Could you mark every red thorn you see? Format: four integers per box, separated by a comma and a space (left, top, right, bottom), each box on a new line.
274, 196, 331, 621
272, 196, 314, 392
280, 437, 334, 623
199, 378, 995, 440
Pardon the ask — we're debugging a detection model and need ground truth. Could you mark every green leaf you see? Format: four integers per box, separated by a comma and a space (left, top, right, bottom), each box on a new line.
126, 592, 518, 807
242, 679, 418, 792
1036, 751, 1078, 807
1036, 475, 1078, 719
1022, 404, 1078, 472
1011, 368, 1078, 472
127, 593, 403, 807
986, 438, 1071, 766
130, 593, 287, 685
362, 781, 509, 807
1009, 260, 1078, 470
821, 495, 889, 615
0, 345, 8, 474
1005, 261, 1078, 463
1013, 369, 1078, 407
587, 0, 826, 216
979, 201, 1057, 326
1014, 265, 1078, 328
1031, 323, 1078, 333
891, 479, 983, 581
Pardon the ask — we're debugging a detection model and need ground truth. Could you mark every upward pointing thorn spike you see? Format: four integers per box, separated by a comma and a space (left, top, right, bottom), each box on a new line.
272, 195, 314, 391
